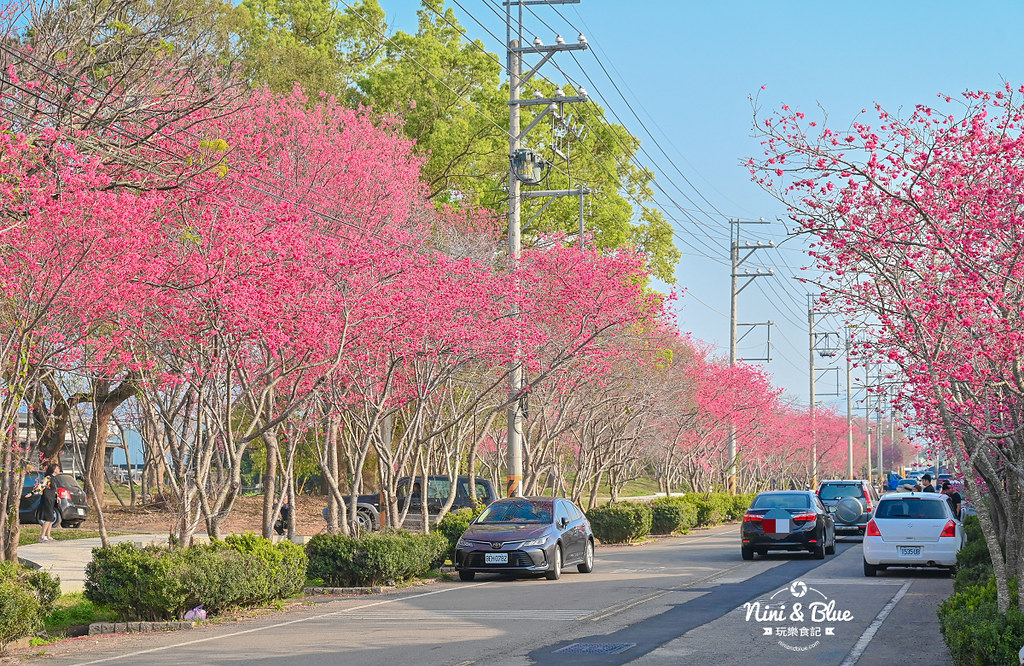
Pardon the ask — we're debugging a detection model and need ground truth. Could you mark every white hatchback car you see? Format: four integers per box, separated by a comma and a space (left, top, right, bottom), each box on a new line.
863, 492, 965, 576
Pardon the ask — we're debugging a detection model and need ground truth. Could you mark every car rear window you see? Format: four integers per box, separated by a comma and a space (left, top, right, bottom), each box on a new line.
55, 474, 81, 490
875, 499, 948, 519
818, 485, 864, 500
751, 493, 810, 509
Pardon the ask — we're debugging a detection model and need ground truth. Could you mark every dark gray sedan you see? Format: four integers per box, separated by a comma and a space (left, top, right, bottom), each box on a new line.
454, 497, 594, 581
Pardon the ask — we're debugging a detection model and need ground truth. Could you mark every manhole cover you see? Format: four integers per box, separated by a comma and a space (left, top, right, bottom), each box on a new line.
553, 643, 636, 655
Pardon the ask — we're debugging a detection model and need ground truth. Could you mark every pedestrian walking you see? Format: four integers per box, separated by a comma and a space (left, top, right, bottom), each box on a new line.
920, 474, 937, 493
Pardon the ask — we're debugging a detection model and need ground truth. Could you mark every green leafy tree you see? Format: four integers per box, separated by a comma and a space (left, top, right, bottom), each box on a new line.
232, 0, 387, 101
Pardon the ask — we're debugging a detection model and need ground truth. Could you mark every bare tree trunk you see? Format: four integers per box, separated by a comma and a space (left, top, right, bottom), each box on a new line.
262, 431, 279, 538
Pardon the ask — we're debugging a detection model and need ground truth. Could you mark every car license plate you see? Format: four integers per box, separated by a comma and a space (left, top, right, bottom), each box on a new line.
899, 546, 921, 557
484, 553, 508, 564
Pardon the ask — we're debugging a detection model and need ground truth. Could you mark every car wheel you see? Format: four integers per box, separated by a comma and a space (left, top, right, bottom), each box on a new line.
68, 522, 82, 529
825, 532, 836, 555
863, 559, 878, 577
947, 566, 957, 578
546, 544, 562, 580
813, 540, 826, 559
458, 570, 475, 582
741, 546, 754, 561
356, 510, 375, 532
577, 540, 594, 574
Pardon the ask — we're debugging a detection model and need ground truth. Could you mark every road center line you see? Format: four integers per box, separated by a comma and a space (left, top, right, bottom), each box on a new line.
69, 582, 490, 666
839, 581, 911, 666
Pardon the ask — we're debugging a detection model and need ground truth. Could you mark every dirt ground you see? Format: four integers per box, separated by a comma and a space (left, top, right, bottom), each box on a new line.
73, 492, 330, 537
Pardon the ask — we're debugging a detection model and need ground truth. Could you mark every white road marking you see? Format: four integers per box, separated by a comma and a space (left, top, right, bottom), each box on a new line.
839, 581, 911, 666
69, 582, 490, 666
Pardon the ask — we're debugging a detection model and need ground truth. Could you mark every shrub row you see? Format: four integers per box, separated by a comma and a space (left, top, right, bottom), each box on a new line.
85, 534, 306, 621
306, 531, 447, 587
436, 506, 486, 565
939, 575, 1024, 665
0, 562, 60, 651
935, 515, 1024, 665
587, 492, 757, 544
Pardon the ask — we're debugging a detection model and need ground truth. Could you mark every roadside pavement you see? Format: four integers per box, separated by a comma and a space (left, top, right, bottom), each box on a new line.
19, 533, 170, 593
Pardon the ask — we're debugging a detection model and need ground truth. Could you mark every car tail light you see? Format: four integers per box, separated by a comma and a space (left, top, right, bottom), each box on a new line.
940, 520, 957, 537
863, 488, 873, 511
56, 487, 70, 500
743, 513, 763, 523
792, 513, 817, 522
866, 520, 881, 537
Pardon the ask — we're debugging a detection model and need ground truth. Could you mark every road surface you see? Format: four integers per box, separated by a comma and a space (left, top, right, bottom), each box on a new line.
39, 524, 952, 665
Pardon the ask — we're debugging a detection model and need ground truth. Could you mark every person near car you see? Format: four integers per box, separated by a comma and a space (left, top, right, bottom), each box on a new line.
941, 481, 962, 519
35, 465, 58, 542
920, 474, 937, 492
274, 500, 291, 536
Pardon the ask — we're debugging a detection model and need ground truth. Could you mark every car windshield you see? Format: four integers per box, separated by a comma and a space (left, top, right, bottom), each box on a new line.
818, 485, 863, 500
876, 499, 948, 519
751, 493, 810, 509
476, 499, 553, 524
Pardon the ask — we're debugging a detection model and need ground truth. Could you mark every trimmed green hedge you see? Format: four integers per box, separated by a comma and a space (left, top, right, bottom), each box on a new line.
682, 493, 733, 527
650, 498, 696, 535
939, 576, 1024, 666
587, 502, 652, 544
84, 535, 307, 621
953, 516, 992, 594
436, 506, 485, 565
306, 531, 448, 587
0, 562, 58, 651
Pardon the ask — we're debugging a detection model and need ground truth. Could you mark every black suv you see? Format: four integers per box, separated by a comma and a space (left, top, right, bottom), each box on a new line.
816, 480, 878, 536
342, 476, 497, 530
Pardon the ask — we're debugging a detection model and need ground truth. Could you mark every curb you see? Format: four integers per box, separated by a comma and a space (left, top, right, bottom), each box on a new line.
88, 621, 196, 635
304, 586, 389, 595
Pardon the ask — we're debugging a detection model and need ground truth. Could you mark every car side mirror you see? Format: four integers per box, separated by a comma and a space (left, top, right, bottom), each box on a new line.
558, 517, 568, 529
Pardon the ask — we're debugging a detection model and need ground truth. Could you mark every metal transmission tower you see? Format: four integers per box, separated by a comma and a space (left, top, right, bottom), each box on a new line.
727, 218, 774, 494
808, 295, 840, 488
505, 0, 589, 498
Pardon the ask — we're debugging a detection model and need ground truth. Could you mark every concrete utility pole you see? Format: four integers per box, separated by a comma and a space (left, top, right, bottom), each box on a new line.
807, 296, 839, 488
845, 331, 854, 479
877, 395, 885, 485
727, 218, 774, 494
808, 299, 816, 488
864, 363, 872, 487
506, 0, 588, 498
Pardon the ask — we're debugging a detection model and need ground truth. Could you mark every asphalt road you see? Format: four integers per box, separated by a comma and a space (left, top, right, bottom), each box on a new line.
41, 524, 953, 666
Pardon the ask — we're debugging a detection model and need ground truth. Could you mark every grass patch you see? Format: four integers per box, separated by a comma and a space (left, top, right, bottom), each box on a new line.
18, 526, 126, 546
44, 592, 118, 634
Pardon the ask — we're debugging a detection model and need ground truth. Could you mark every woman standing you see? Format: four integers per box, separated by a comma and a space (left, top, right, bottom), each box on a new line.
36, 465, 58, 542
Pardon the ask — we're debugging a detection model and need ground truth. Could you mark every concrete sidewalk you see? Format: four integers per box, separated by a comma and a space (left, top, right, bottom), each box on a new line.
18, 532, 311, 593
19, 533, 171, 593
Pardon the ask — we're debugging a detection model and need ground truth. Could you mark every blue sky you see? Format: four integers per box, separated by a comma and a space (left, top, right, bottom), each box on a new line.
375, 0, 1022, 414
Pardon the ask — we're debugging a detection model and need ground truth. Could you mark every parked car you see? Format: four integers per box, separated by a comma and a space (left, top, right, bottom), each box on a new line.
863, 492, 964, 576
454, 497, 594, 581
332, 476, 497, 531
741, 491, 836, 560
19, 473, 89, 528
817, 479, 879, 535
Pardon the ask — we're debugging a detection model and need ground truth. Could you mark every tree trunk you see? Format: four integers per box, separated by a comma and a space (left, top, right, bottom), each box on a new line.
262, 431, 280, 538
